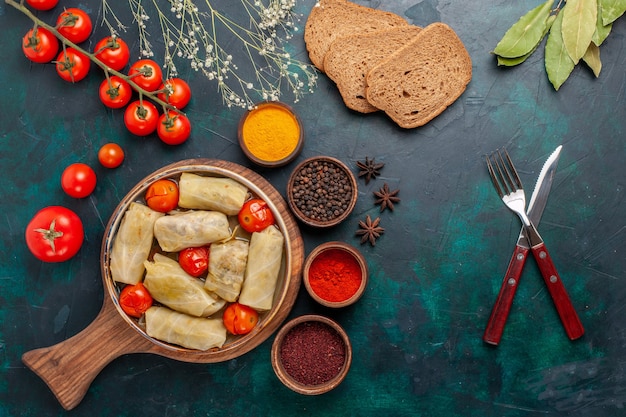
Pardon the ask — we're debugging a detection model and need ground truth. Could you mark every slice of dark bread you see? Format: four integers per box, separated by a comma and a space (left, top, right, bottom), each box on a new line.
365, 22, 472, 128
324, 26, 422, 113
304, 0, 409, 72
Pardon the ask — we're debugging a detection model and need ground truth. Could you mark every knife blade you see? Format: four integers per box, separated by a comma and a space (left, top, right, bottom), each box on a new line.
483, 145, 562, 345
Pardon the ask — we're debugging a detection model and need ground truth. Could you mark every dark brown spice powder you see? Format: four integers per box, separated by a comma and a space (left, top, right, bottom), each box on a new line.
279, 321, 346, 386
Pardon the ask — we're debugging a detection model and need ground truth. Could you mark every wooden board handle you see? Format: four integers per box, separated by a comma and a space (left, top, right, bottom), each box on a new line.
22, 297, 153, 410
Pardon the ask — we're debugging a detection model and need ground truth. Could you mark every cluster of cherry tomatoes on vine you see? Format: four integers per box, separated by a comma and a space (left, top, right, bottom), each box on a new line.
20, 0, 192, 145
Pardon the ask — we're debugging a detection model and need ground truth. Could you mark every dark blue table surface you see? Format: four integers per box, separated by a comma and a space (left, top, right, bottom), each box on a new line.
1, 0, 625, 416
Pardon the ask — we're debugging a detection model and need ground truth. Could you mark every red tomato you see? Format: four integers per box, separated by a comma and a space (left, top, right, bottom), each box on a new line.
22, 27, 59, 64
98, 143, 125, 168
99, 76, 133, 109
119, 283, 153, 318
178, 247, 210, 277
157, 78, 192, 109
145, 179, 179, 212
26, 0, 59, 10
56, 8, 92, 44
223, 303, 259, 335
128, 59, 163, 92
238, 199, 275, 233
157, 111, 191, 145
94, 36, 130, 71
61, 163, 97, 198
25, 206, 84, 262
55, 48, 91, 82
124, 100, 159, 136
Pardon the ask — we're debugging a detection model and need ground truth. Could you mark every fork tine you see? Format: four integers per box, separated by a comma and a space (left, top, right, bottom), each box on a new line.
499, 148, 523, 190
486, 154, 504, 197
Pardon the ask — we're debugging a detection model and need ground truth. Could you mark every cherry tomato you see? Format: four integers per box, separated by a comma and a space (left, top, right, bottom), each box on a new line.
222, 303, 259, 335
56, 8, 92, 44
124, 100, 159, 136
157, 78, 192, 109
98, 143, 125, 168
128, 59, 163, 92
55, 48, 91, 83
26, 0, 59, 10
178, 247, 210, 277
22, 27, 59, 64
145, 179, 179, 212
25, 206, 84, 262
61, 163, 97, 198
99, 76, 133, 109
238, 199, 275, 233
157, 111, 191, 145
94, 36, 130, 71
119, 282, 153, 318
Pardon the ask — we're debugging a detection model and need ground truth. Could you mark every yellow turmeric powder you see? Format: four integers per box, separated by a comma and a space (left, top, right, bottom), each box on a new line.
241, 102, 301, 162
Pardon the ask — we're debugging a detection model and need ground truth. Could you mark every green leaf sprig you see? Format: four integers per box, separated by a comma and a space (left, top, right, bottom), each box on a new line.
493, 0, 626, 90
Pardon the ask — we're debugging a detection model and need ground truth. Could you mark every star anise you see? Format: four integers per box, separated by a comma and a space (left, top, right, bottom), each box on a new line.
356, 157, 384, 184
355, 215, 385, 246
373, 183, 400, 212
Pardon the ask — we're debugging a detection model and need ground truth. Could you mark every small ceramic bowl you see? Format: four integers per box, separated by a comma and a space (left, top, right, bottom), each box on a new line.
286, 156, 358, 228
303, 242, 368, 308
238, 101, 304, 168
271, 315, 352, 395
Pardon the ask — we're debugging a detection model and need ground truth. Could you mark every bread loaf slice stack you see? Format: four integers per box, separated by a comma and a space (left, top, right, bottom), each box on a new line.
304, 0, 472, 129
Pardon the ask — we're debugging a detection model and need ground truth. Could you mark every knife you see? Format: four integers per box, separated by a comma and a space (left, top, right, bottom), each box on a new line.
483, 145, 563, 345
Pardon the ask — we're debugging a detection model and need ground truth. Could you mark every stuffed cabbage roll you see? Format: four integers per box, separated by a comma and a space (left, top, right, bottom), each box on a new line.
153, 210, 231, 252
204, 239, 249, 302
178, 173, 248, 215
145, 306, 227, 351
110, 202, 164, 285
238, 226, 284, 311
143, 253, 226, 317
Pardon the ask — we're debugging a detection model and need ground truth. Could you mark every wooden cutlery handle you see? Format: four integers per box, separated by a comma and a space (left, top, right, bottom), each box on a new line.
531, 243, 585, 340
483, 245, 529, 345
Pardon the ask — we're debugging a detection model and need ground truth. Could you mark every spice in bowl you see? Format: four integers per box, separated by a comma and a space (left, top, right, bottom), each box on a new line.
287, 156, 358, 228
304, 241, 368, 307
271, 315, 352, 395
238, 101, 303, 168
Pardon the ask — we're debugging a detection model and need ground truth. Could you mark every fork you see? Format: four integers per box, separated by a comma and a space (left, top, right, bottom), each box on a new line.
486, 149, 584, 341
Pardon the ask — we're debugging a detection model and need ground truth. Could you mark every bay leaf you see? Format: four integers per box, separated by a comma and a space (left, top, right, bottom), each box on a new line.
493, 0, 554, 58
497, 14, 557, 66
593, 0, 613, 45
545, 11, 576, 90
599, 0, 626, 25
561, 0, 598, 64
582, 42, 602, 76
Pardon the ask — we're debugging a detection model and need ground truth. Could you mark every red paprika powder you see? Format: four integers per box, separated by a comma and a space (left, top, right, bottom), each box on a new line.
307, 248, 362, 302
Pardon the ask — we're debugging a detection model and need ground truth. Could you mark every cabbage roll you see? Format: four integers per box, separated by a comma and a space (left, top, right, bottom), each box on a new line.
153, 210, 231, 252
204, 239, 249, 302
143, 253, 226, 317
110, 202, 164, 285
178, 173, 248, 215
238, 226, 284, 311
145, 306, 227, 351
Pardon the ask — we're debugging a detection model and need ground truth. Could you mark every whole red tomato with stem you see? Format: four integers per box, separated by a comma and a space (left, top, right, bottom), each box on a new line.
124, 100, 159, 136
25, 206, 84, 262
22, 27, 59, 64
98, 143, 125, 168
119, 282, 153, 318
222, 303, 259, 335
157, 78, 192, 109
145, 179, 179, 212
238, 199, 275, 233
178, 247, 210, 277
61, 163, 97, 198
94, 36, 130, 71
55, 48, 90, 82
157, 111, 191, 145
56, 8, 92, 44
128, 59, 163, 92
26, 0, 59, 10
99, 76, 133, 109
